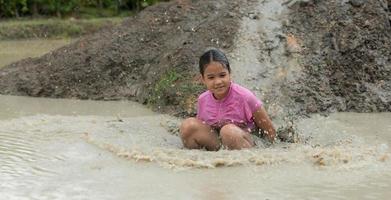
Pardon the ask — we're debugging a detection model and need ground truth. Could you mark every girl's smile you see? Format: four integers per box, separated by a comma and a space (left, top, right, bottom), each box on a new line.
202, 61, 232, 100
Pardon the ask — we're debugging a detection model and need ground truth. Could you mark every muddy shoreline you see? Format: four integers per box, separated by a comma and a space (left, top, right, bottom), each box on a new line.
0, 18, 121, 40
0, 0, 390, 118
0, 0, 244, 116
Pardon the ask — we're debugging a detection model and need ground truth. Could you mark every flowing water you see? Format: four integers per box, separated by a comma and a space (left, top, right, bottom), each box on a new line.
0, 39, 71, 68
1, 94, 390, 200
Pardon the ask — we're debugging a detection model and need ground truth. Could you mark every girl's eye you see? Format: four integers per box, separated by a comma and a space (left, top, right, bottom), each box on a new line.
207, 76, 214, 80
219, 74, 226, 78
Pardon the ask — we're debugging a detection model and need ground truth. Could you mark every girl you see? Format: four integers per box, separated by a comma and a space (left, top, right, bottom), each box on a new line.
180, 48, 276, 151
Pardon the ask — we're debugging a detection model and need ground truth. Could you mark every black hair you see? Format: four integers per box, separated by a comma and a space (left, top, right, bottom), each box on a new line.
199, 48, 230, 76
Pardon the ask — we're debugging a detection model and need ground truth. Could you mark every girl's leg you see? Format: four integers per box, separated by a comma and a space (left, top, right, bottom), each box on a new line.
219, 124, 254, 150
179, 117, 220, 151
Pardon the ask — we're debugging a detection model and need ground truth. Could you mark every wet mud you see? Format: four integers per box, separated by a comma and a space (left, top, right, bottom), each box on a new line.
282, 0, 391, 114
0, 0, 244, 116
0, 0, 389, 118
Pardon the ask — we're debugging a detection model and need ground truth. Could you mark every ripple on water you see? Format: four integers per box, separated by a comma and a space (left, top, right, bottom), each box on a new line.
0, 113, 390, 200
0, 119, 71, 180
1, 114, 390, 173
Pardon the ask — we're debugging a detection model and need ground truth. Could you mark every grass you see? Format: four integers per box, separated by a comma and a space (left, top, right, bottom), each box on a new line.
0, 17, 125, 40
149, 69, 181, 106
148, 69, 204, 115
0, 17, 122, 26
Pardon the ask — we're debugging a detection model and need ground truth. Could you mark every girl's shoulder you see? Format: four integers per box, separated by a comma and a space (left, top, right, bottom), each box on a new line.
231, 83, 263, 110
231, 83, 257, 98
198, 90, 211, 101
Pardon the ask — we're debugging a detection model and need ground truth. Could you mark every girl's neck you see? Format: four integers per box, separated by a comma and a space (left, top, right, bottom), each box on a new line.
213, 93, 226, 100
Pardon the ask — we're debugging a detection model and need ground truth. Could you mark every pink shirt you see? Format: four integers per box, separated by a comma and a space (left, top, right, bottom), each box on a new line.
197, 82, 263, 130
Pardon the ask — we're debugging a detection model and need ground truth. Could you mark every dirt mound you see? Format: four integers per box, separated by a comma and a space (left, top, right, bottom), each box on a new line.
0, 0, 390, 117
283, 0, 391, 114
0, 0, 243, 114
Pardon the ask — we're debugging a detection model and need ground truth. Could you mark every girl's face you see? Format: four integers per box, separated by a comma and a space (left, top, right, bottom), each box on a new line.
202, 61, 232, 100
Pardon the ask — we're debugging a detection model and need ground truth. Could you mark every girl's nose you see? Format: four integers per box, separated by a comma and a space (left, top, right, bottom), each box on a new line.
214, 78, 223, 85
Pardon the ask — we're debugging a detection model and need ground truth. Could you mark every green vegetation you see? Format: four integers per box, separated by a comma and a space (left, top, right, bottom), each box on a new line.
149, 69, 181, 106
176, 79, 204, 115
0, 0, 167, 18
0, 1, 168, 39
148, 70, 204, 115
0, 17, 122, 39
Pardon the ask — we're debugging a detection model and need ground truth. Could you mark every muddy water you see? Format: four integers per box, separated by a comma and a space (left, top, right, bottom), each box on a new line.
0, 39, 71, 68
1, 3, 390, 198
1, 94, 390, 199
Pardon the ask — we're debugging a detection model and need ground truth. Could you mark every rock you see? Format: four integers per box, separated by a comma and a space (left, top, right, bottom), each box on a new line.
349, 0, 366, 7
285, 34, 301, 53
248, 13, 259, 20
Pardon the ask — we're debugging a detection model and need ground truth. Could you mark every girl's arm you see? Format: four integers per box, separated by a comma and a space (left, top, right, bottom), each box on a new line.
253, 107, 276, 143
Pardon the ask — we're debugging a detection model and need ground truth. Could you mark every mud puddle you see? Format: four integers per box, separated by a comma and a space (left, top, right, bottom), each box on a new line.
1, 95, 390, 199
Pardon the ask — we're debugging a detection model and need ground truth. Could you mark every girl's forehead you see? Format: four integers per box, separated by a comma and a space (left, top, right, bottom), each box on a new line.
204, 62, 228, 73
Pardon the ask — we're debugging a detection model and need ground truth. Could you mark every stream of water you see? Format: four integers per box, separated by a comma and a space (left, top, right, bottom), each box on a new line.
0, 94, 390, 200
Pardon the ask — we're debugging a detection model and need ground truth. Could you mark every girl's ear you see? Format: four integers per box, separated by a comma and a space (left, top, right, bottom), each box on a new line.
194, 74, 205, 84
200, 74, 206, 84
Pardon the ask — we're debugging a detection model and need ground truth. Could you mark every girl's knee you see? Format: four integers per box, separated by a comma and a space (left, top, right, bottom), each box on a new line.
220, 123, 238, 135
220, 124, 254, 149
220, 124, 240, 140
180, 117, 200, 138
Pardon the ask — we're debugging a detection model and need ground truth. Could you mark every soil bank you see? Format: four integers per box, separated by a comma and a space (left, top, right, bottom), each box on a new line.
0, 0, 390, 117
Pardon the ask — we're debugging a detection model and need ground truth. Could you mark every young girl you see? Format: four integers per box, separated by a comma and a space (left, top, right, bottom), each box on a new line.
180, 48, 276, 151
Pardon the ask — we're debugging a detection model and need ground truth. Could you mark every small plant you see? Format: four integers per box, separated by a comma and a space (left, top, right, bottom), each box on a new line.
149, 69, 181, 106
178, 81, 204, 115
148, 69, 204, 115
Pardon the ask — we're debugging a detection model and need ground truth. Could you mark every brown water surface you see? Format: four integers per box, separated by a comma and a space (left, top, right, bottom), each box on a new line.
0, 39, 71, 68
0, 94, 390, 200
